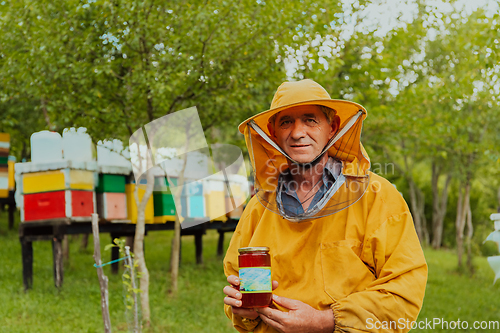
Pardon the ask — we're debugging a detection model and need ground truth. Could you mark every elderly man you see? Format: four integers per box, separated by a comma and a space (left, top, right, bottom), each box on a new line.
223, 79, 427, 333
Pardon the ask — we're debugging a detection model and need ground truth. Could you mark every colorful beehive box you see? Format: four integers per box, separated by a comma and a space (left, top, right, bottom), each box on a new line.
16, 129, 98, 222
8, 156, 15, 191
22, 190, 95, 222
153, 192, 176, 223
153, 176, 177, 223
0, 133, 10, 198
96, 174, 126, 193
125, 183, 154, 224
97, 192, 127, 220
16, 164, 97, 222
96, 173, 128, 221
22, 169, 95, 194
0, 173, 7, 198
181, 180, 205, 218
203, 176, 228, 222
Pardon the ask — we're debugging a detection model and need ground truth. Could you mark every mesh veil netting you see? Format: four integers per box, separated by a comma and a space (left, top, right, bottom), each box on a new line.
244, 110, 371, 222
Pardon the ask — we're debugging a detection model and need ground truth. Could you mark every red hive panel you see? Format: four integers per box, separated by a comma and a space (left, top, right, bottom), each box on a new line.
24, 191, 66, 221
71, 190, 94, 217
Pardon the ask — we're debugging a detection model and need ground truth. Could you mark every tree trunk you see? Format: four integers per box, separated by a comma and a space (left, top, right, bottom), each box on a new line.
431, 162, 452, 249
465, 196, 474, 274
133, 168, 154, 326
455, 186, 464, 269
170, 200, 182, 294
408, 178, 425, 243
168, 117, 193, 295
456, 179, 470, 270
169, 152, 188, 294
382, 144, 427, 245
417, 185, 430, 244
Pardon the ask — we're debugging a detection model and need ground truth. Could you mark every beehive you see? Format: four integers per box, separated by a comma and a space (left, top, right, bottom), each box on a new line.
22, 190, 95, 222
15, 161, 97, 222
0, 133, 10, 198
181, 180, 205, 218
22, 169, 95, 194
125, 183, 154, 224
97, 192, 127, 220
95, 173, 128, 221
152, 176, 177, 223
96, 174, 126, 193
8, 156, 15, 191
203, 176, 228, 221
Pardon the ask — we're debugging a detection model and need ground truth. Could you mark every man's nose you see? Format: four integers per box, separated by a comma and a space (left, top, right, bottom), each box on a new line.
290, 121, 307, 139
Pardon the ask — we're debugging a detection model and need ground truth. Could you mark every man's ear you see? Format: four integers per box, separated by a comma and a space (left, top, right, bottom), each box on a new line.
267, 122, 276, 139
329, 115, 341, 139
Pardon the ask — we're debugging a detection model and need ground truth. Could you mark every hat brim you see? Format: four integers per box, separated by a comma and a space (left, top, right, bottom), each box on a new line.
238, 99, 367, 135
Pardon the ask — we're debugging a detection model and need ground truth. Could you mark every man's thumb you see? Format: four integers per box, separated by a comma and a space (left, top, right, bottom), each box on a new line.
272, 294, 300, 310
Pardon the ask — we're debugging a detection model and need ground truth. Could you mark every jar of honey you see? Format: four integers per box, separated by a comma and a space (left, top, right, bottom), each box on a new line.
238, 247, 272, 308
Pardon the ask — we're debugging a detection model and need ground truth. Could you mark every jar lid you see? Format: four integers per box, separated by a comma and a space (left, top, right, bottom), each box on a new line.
238, 246, 270, 253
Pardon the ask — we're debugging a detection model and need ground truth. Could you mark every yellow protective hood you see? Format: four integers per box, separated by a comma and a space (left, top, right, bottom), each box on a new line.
240, 79, 371, 194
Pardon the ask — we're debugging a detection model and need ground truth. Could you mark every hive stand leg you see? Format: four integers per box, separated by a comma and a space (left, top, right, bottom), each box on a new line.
125, 236, 134, 252
52, 237, 64, 288
8, 203, 15, 230
80, 234, 89, 251
110, 233, 120, 275
62, 235, 70, 264
21, 239, 33, 291
195, 231, 203, 265
217, 229, 225, 257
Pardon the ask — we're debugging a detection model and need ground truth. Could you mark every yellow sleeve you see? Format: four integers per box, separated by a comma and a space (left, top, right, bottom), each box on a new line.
332, 212, 428, 333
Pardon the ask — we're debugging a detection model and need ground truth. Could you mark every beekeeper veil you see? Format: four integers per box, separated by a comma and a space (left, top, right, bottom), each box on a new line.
239, 79, 371, 222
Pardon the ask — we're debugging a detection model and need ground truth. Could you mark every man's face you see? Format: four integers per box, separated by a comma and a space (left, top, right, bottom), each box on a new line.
268, 105, 338, 164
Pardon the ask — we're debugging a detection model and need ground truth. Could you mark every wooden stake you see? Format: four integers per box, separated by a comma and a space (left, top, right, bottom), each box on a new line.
92, 213, 112, 333
125, 246, 140, 333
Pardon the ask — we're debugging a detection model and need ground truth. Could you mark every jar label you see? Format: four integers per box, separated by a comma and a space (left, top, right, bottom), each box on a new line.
239, 267, 272, 293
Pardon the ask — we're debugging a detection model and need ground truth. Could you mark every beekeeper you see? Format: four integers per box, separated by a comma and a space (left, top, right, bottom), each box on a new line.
223, 79, 427, 333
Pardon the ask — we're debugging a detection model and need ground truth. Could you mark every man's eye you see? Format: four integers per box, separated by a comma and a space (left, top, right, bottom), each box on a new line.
280, 120, 291, 126
306, 118, 317, 124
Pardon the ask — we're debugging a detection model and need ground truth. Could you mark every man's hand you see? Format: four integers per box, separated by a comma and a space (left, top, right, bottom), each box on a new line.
256, 294, 335, 333
223, 275, 279, 320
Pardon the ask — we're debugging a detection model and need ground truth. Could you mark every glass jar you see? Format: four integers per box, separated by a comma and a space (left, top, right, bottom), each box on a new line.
238, 247, 272, 308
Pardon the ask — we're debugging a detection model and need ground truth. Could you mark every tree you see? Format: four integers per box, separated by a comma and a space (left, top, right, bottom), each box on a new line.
422, 7, 500, 270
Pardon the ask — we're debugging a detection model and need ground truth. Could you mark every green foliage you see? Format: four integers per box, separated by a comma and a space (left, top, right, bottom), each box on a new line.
0, 0, 347, 150
480, 239, 499, 258
107, 238, 142, 313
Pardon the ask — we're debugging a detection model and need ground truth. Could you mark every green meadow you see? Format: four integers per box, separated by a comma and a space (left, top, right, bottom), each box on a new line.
1, 211, 499, 332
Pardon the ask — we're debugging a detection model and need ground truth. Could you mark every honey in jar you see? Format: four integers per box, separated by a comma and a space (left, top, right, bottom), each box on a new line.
238, 247, 272, 308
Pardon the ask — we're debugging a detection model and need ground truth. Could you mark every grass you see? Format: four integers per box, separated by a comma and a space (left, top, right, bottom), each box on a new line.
1, 209, 500, 332
0, 210, 235, 333
415, 247, 500, 332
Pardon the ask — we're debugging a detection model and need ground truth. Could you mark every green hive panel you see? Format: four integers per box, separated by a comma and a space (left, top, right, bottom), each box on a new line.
0, 157, 8, 164
96, 174, 126, 193
153, 192, 176, 216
